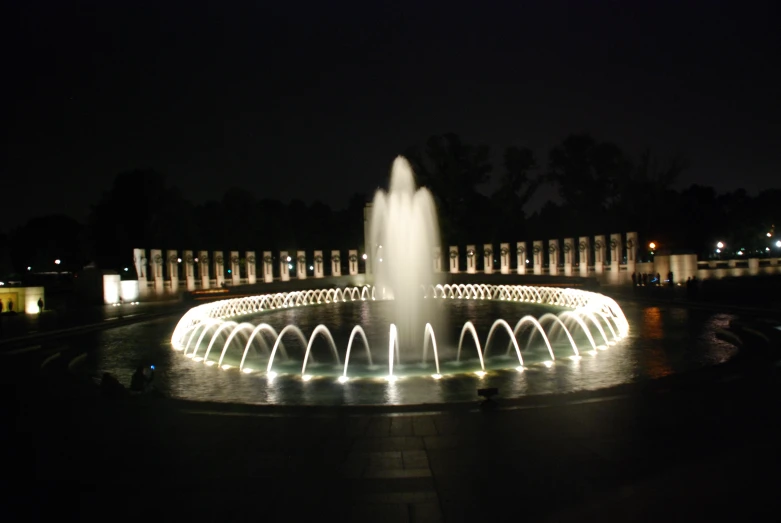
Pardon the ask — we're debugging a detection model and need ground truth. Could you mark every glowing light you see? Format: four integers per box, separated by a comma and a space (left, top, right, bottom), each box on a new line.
288, 263, 293, 269
767, 247, 771, 251
474, 371, 486, 378
337, 375, 349, 383
221, 365, 232, 370
267, 371, 277, 379
362, 253, 368, 260
309, 265, 313, 270
737, 251, 744, 256
543, 360, 553, 368
649, 242, 656, 250
194, 257, 199, 262
286, 256, 291, 262
716, 248, 721, 253
242, 368, 253, 374
27, 266, 31, 271
717, 242, 724, 249
385, 375, 398, 383
54, 259, 61, 265
177, 258, 182, 263
205, 360, 215, 366
768, 232, 772, 238
432, 373, 442, 380
124, 267, 129, 272
302, 374, 313, 382
777, 241, 781, 248
515, 366, 524, 373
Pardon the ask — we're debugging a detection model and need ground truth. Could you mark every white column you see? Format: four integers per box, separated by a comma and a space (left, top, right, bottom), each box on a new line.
296, 251, 307, 279
364, 202, 373, 276
198, 251, 210, 289
610, 233, 622, 280
532, 241, 543, 275
516, 242, 527, 275
594, 235, 606, 274
466, 245, 477, 274
500, 243, 510, 274
184, 250, 196, 290
313, 251, 324, 278
483, 244, 494, 274
279, 251, 290, 282
230, 251, 240, 286
263, 252, 274, 283
625, 232, 638, 277
433, 247, 442, 273
449, 247, 459, 273
213, 252, 225, 287
578, 237, 590, 276
331, 251, 342, 276
548, 239, 559, 276
133, 248, 147, 286
150, 249, 164, 292
348, 250, 358, 275
246, 251, 256, 284
748, 258, 760, 276
167, 250, 179, 291
563, 239, 574, 276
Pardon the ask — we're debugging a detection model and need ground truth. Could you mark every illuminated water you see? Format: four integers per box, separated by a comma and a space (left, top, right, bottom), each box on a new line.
75, 301, 738, 406
369, 156, 441, 350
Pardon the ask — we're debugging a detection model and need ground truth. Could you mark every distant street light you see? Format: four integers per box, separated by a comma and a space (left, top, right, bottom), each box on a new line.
776, 240, 781, 248
648, 242, 656, 250
362, 253, 368, 260
716, 242, 724, 249
54, 259, 61, 265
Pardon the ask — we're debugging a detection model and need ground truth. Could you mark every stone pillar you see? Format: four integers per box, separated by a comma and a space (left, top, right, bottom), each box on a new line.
563, 238, 574, 276
516, 242, 527, 275
466, 245, 477, 274
230, 251, 240, 286
625, 232, 638, 276
246, 251, 257, 284
331, 251, 342, 277
548, 239, 560, 276
433, 247, 442, 273
150, 249, 164, 292
133, 248, 147, 287
610, 233, 622, 273
198, 251, 210, 289
213, 252, 225, 288
532, 241, 543, 275
348, 250, 359, 275
748, 258, 760, 276
483, 244, 494, 274
184, 250, 196, 291
313, 251, 324, 278
500, 243, 510, 274
449, 247, 459, 273
263, 252, 274, 283
578, 237, 590, 276
279, 251, 290, 282
594, 235, 606, 274
166, 250, 179, 291
296, 251, 307, 279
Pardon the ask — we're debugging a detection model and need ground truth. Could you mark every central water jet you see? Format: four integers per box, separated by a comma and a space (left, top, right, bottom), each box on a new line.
370, 156, 441, 351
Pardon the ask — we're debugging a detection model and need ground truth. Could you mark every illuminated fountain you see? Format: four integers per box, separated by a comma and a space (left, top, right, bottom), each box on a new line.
169, 156, 630, 388
172, 283, 629, 382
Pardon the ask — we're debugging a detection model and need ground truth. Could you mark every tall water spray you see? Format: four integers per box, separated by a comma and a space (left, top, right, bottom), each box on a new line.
370, 156, 441, 351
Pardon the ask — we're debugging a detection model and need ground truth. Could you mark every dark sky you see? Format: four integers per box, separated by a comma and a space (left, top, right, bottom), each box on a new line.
3, 0, 779, 230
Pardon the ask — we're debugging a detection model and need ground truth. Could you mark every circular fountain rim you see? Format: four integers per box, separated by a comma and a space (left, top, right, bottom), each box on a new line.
171, 283, 629, 381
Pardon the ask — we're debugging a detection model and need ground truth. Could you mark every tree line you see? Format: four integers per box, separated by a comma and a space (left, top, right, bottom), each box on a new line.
1, 132, 778, 278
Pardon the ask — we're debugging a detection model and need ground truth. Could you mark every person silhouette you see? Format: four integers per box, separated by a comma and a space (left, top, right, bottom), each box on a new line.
37, 298, 44, 314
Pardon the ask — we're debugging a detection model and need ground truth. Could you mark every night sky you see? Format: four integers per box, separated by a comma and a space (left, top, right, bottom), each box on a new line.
4, 1, 779, 230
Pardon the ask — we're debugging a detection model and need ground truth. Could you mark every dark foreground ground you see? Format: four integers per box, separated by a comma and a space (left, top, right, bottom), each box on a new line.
2, 288, 781, 522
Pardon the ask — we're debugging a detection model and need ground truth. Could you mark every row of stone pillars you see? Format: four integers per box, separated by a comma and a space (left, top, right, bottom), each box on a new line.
133, 249, 363, 291
429, 233, 638, 275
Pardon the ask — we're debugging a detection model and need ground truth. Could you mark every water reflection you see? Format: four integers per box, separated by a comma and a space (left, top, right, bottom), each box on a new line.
75, 301, 739, 406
